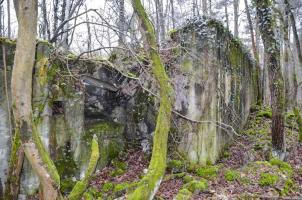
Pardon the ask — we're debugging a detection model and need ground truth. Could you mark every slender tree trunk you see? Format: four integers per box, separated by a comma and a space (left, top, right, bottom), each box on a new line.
170, 0, 175, 29
282, 11, 291, 109
61, 0, 71, 49
244, 0, 262, 105
255, 0, 286, 160
117, 0, 126, 45
202, 0, 207, 16
128, 0, 174, 199
41, 0, 50, 40
224, 2, 229, 29
11, 0, 61, 199
284, 0, 302, 67
85, 4, 92, 56
0, 5, 3, 36
53, 0, 59, 41
7, 0, 10, 37
154, 0, 165, 43
233, 0, 239, 37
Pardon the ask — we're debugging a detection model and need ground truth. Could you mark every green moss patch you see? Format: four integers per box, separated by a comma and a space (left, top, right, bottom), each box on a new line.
259, 173, 279, 186
167, 159, 185, 172
269, 158, 293, 176
224, 169, 240, 181
256, 107, 272, 119
102, 182, 114, 192
175, 188, 192, 200
281, 179, 295, 196
195, 165, 218, 179
183, 179, 208, 193
183, 175, 194, 183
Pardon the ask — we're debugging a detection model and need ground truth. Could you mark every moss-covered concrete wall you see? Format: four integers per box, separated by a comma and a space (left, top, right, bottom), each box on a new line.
173, 18, 257, 165
0, 39, 128, 197
0, 38, 15, 195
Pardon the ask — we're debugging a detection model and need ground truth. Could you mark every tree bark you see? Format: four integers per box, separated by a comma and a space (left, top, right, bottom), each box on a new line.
11, 0, 61, 199
170, 0, 175, 29
41, 0, 50, 40
282, 11, 291, 109
202, 0, 207, 16
128, 0, 174, 199
255, 0, 286, 160
7, 0, 10, 38
233, 0, 239, 37
244, 0, 262, 105
117, 0, 126, 45
154, 0, 165, 43
284, 0, 302, 66
224, 1, 229, 29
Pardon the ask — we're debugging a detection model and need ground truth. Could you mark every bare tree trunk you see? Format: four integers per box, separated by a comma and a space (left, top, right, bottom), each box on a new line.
192, 0, 198, 17
202, 0, 207, 16
284, 0, 302, 67
128, 0, 174, 199
244, 0, 262, 105
224, 1, 229, 29
41, 0, 50, 40
255, 0, 286, 160
117, 0, 125, 45
154, 0, 165, 43
233, 0, 239, 37
85, 4, 92, 56
282, 11, 291, 109
53, 0, 59, 41
61, 0, 71, 49
0, 5, 3, 36
7, 0, 10, 37
170, 0, 175, 29
11, 0, 60, 199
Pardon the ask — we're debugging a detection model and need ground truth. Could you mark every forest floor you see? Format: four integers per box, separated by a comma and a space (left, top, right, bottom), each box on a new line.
87, 107, 302, 200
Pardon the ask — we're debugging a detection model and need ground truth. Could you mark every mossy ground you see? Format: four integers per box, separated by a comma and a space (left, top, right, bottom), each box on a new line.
156, 107, 301, 199
81, 107, 301, 199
